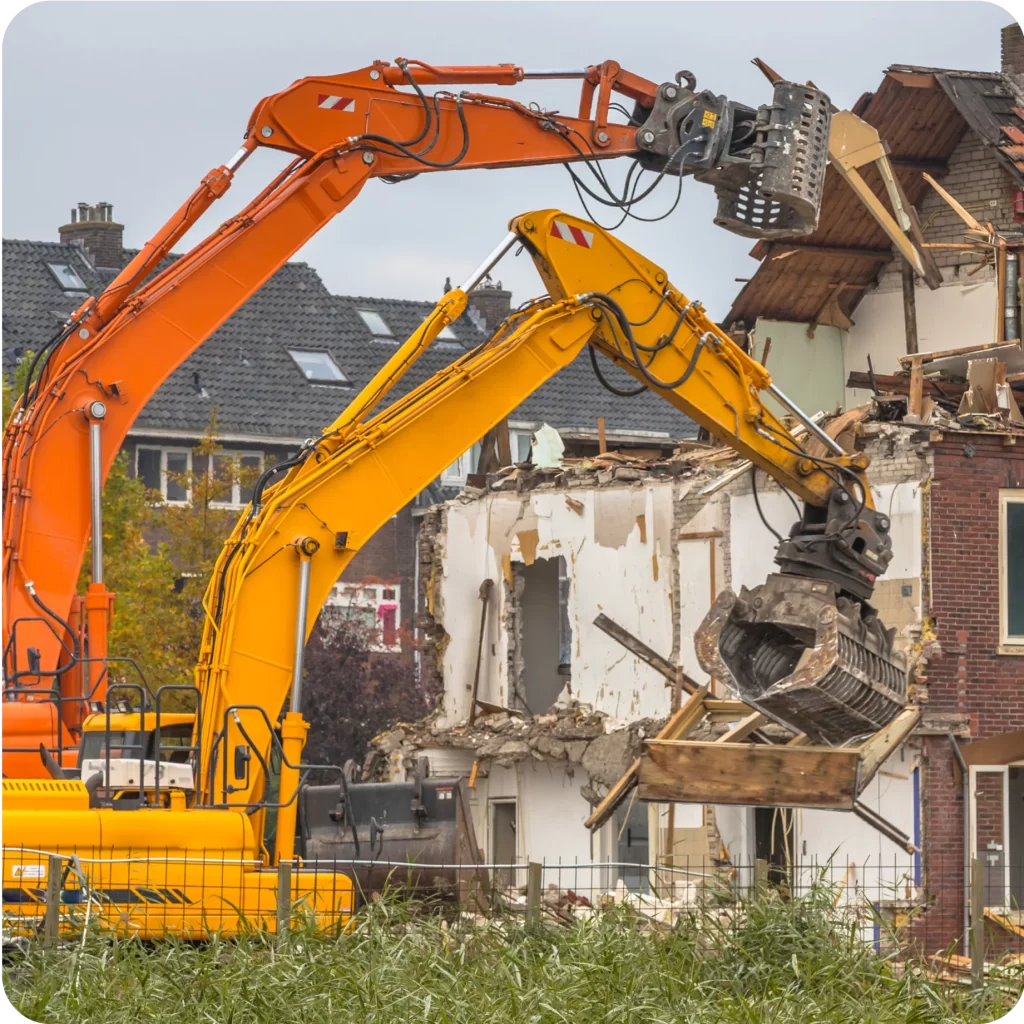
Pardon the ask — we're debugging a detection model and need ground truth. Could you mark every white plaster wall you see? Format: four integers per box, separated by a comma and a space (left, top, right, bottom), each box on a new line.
795, 745, 920, 909
437, 483, 678, 728
844, 278, 998, 407
729, 481, 921, 593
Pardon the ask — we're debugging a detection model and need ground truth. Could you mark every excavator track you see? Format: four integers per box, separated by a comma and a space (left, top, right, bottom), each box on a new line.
695, 574, 908, 746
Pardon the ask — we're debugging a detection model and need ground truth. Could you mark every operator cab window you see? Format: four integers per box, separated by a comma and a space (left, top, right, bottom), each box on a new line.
287, 349, 348, 383
356, 309, 392, 337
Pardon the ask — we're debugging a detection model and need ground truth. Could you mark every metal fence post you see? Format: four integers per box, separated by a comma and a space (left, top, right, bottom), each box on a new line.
276, 860, 293, 944
971, 856, 985, 989
526, 862, 542, 926
44, 855, 62, 944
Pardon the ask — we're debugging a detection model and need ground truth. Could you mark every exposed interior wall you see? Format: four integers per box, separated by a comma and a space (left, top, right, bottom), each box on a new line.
432, 481, 679, 729
751, 319, 846, 418
844, 278, 998, 407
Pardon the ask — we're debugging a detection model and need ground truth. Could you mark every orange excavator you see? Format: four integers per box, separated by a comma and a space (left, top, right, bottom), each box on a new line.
2, 58, 835, 776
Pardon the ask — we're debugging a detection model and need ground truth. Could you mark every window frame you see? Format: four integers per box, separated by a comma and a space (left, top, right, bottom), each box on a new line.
45, 261, 87, 292
968, 764, 1012, 909
441, 442, 482, 486
136, 445, 193, 505
207, 450, 265, 510
355, 309, 393, 338
286, 348, 348, 384
1000, 489, 1024, 649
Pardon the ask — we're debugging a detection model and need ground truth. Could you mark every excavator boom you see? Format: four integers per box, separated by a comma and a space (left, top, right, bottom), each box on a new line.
195, 210, 905, 861
2, 59, 831, 774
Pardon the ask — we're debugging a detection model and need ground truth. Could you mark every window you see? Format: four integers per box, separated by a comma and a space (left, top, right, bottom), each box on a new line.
969, 765, 1017, 909
324, 582, 401, 652
1001, 490, 1024, 647
209, 452, 264, 509
438, 324, 458, 341
136, 446, 191, 503
46, 262, 87, 292
441, 442, 482, 485
509, 430, 534, 464
287, 348, 347, 383
356, 309, 392, 337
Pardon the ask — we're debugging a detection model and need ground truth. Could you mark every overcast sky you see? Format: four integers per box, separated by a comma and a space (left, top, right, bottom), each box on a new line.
2, 1, 1016, 318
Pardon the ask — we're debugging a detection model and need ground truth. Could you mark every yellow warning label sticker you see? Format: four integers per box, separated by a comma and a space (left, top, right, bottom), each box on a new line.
701, 110, 718, 128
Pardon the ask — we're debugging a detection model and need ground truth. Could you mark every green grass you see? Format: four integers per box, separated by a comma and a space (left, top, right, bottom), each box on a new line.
4, 884, 1020, 1024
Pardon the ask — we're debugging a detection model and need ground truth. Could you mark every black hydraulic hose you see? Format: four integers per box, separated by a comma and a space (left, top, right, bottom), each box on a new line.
587, 345, 646, 397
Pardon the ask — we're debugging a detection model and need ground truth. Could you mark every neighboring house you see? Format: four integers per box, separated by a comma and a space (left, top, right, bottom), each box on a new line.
725, 27, 1024, 417
2, 204, 696, 653
372, 23, 1024, 955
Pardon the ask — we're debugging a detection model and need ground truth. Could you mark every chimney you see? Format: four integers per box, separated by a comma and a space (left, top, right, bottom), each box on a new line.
466, 273, 512, 333
1002, 22, 1024, 91
58, 202, 124, 269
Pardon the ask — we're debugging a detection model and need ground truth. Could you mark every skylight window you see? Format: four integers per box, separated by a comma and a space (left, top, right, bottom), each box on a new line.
46, 262, 86, 291
288, 349, 348, 383
438, 325, 458, 341
356, 309, 393, 337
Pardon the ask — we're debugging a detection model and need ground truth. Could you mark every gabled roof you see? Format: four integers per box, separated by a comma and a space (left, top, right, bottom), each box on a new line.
4, 239, 697, 443
724, 63, 1024, 329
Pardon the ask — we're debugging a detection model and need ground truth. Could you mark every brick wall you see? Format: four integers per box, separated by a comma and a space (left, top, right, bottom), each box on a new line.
1003, 22, 1024, 92
912, 433, 1024, 950
875, 128, 1018, 293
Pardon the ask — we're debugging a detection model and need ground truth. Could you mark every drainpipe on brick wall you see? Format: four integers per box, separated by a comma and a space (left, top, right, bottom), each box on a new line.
949, 734, 970, 955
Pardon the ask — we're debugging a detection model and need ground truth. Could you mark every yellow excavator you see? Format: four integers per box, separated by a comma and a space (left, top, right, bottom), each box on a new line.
3, 208, 907, 938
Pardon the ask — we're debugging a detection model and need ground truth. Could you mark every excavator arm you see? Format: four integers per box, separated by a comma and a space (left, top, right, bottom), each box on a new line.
2, 59, 831, 763
195, 210, 905, 866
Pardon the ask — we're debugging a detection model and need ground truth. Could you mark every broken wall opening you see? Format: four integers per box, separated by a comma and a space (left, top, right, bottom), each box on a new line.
490, 799, 518, 887
515, 556, 571, 715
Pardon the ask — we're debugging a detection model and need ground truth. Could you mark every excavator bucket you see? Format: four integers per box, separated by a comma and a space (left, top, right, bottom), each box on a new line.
695, 574, 908, 746
299, 763, 489, 909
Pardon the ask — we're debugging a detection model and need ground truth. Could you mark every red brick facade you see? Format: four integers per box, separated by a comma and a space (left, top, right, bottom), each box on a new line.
914, 434, 1024, 951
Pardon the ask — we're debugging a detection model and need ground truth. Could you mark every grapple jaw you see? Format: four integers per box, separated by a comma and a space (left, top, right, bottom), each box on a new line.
695, 574, 908, 746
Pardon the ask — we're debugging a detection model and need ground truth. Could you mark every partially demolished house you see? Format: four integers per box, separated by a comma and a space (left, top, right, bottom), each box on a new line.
372, 24, 1024, 953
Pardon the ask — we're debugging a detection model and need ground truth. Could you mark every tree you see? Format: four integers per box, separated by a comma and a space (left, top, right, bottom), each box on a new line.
299, 616, 428, 770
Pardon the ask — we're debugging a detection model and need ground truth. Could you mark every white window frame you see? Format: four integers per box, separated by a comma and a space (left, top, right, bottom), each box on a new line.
968, 764, 1012, 909
508, 429, 534, 464
441, 443, 481, 486
136, 445, 192, 505
1000, 489, 1024, 648
286, 348, 348, 383
46, 261, 87, 292
208, 450, 265, 510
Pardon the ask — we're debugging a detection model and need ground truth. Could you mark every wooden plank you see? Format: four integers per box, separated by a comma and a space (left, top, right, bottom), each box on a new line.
584, 687, 709, 830
597, 416, 607, 454
922, 171, 985, 233
856, 705, 922, 786
908, 357, 924, 419
897, 339, 1019, 367
678, 529, 724, 540
716, 711, 769, 744
767, 242, 894, 261
637, 741, 861, 809
592, 613, 699, 694
704, 699, 755, 717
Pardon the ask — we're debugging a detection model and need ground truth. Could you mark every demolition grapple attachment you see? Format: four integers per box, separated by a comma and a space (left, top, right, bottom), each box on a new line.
695, 487, 909, 746
635, 74, 832, 239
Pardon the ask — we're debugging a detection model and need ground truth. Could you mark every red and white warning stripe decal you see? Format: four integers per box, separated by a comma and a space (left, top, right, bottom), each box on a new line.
550, 219, 594, 248
317, 95, 356, 112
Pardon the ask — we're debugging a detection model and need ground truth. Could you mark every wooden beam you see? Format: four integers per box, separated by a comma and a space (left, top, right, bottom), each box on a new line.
897, 338, 1022, 366
922, 172, 985, 233
908, 357, 924, 419
592, 613, 699, 694
704, 699, 751, 717
767, 242, 894, 262
716, 711, 769, 744
856, 705, 922, 787
638, 740, 862, 810
597, 416, 607, 454
902, 260, 919, 355
584, 686, 709, 830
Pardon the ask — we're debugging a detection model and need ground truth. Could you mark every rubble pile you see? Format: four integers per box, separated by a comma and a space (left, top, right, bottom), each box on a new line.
371, 701, 675, 795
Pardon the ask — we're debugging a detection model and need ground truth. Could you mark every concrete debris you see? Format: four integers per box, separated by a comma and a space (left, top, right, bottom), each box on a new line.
372, 700, 674, 787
